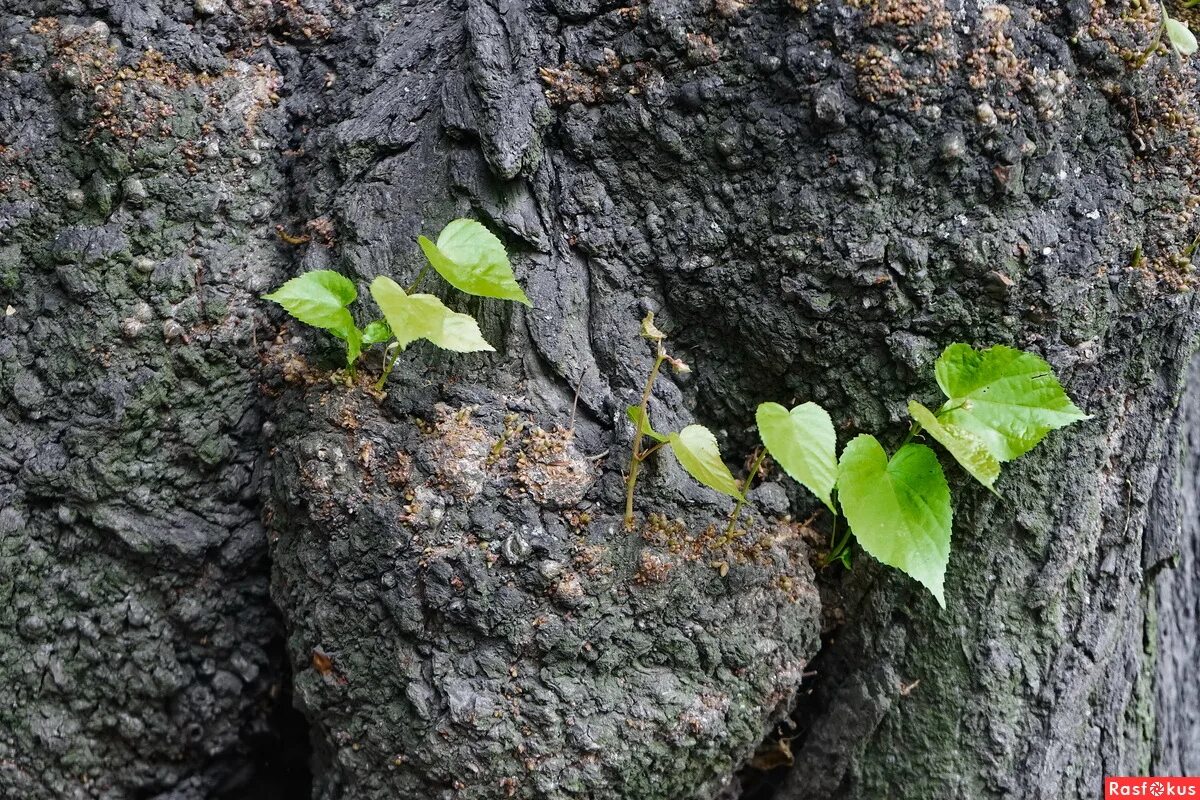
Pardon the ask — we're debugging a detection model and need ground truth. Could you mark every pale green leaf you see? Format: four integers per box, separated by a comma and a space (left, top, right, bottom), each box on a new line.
641, 311, 666, 341
1167, 15, 1198, 55
907, 400, 1001, 492
627, 405, 667, 443
369, 276, 495, 353
667, 424, 742, 500
755, 401, 837, 512
837, 435, 952, 607
417, 219, 531, 305
935, 344, 1089, 462
361, 320, 392, 345
263, 270, 362, 365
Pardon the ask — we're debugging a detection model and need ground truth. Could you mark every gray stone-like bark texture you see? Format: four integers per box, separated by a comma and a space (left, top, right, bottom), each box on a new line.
0, 4, 299, 799
3, 0, 1200, 799
1152, 355, 1200, 776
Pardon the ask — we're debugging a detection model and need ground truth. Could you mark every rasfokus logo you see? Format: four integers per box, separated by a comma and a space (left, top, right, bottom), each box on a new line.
1106, 778, 1200, 797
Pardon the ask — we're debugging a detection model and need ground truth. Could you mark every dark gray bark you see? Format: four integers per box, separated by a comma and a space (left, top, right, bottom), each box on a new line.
0, 5, 299, 798
2, 0, 1200, 799
1153, 355, 1200, 776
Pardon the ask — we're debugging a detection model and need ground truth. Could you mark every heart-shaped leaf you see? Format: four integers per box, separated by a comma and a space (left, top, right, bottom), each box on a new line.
1167, 15, 1198, 55
369, 276, 494, 353
837, 435, 952, 607
907, 400, 1001, 492
935, 344, 1089, 462
418, 219, 531, 305
263, 270, 362, 366
667, 424, 742, 500
755, 401, 838, 512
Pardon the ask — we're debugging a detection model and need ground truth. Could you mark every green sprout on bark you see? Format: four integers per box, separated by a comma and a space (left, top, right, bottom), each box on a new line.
263, 219, 530, 391
624, 321, 1088, 608
1137, 2, 1198, 66
623, 315, 833, 537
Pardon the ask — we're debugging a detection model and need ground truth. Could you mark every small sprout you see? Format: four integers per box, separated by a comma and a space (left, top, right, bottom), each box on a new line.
830, 546, 852, 570
361, 320, 391, 345
263, 219, 530, 391
624, 323, 671, 527
831, 343, 1086, 607
1137, 3, 1197, 65
623, 317, 744, 529
745, 344, 1086, 608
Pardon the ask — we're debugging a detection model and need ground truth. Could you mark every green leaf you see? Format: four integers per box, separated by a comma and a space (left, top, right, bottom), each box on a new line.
934, 344, 1089, 462
755, 401, 838, 513
837, 435, 952, 607
667, 424, 742, 500
369, 276, 495, 353
361, 320, 392, 345
263, 270, 362, 366
907, 400, 1001, 493
627, 405, 667, 443
1166, 15, 1198, 55
417, 219, 531, 305
830, 547, 852, 570
344, 329, 363, 366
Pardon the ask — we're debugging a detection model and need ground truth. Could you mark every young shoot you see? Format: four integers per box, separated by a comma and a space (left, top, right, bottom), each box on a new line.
724, 447, 768, 536
622, 314, 745, 529
263, 218, 531, 393
1137, 2, 1197, 66
623, 313, 674, 528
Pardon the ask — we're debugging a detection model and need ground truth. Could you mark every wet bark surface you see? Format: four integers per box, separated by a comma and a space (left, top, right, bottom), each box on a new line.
2, 0, 1199, 798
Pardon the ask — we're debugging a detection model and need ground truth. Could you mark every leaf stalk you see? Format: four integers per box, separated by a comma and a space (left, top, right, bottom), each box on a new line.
624, 341, 667, 528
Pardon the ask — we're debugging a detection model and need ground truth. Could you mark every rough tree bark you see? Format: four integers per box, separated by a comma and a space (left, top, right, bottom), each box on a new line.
2, 1, 1199, 799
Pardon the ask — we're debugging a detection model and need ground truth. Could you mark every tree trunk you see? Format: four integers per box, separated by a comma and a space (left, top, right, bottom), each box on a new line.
3, 1, 1199, 799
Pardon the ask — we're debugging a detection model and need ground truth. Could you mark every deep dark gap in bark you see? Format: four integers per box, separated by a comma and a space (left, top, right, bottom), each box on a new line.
217, 629, 314, 800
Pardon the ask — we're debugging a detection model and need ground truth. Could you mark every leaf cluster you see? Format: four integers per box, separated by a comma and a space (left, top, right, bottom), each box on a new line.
627, 333, 1089, 608
263, 219, 529, 389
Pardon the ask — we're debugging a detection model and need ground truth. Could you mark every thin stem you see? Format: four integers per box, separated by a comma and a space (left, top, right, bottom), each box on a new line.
726, 448, 768, 535
624, 343, 667, 528
824, 519, 853, 567
624, 458, 643, 527
406, 263, 432, 294
567, 367, 587, 437
900, 421, 922, 449
639, 441, 667, 461
1136, 7, 1167, 67
374, 342, 402, 392
1185, 231, 1200, 259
